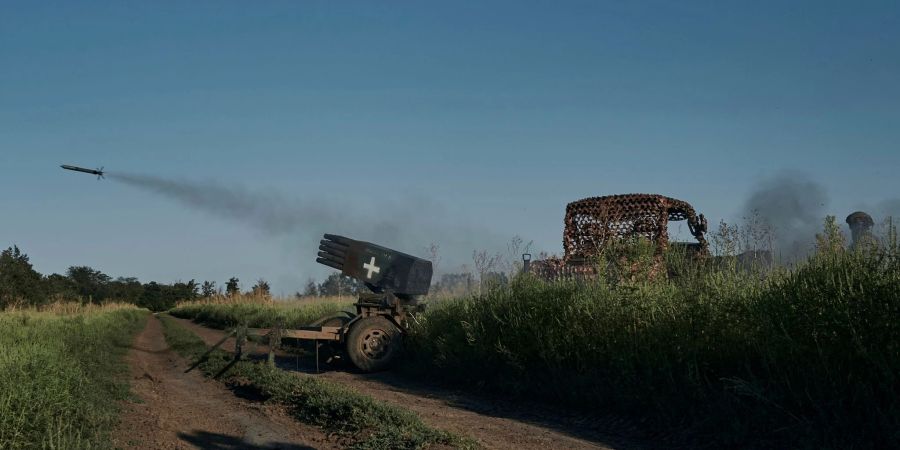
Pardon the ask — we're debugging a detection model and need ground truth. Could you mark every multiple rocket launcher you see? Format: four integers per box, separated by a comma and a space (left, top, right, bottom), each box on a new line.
316, 234, 433, 297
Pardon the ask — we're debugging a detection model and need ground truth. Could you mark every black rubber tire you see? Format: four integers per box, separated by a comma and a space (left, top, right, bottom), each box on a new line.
345, 316, 402, 372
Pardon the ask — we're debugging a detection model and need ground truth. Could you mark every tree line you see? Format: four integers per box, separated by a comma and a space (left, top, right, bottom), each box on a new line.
0, 245, 271, 311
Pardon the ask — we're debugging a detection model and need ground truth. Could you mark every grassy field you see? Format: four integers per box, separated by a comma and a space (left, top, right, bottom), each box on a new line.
0, 303, 146, 449
158, 314, 474, 449
167, 237, 899, 448
409, 247, 899, 447
170, 294, 352, 329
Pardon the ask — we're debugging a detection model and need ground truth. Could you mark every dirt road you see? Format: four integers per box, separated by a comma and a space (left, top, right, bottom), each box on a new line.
172, 316, 656, 450
112, 314, 336, 450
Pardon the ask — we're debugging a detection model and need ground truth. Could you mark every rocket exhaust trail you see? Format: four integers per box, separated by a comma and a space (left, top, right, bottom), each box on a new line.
106, 172, 502, 272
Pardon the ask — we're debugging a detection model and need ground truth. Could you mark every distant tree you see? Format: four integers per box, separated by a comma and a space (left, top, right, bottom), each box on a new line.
137, 281, 164, 311
302, 278, 318, 297
250, 278, 271, 298
318, 273, 360, 297
107, 277, 144, 302
45, 273, 76, 300
434, 272, 473, 294
135, 280, 193, 312
170, 279, 199, 302
0, 246, 46, 308
201, 280, 217, 297
66, 266, 111, 303
225, 277, 240, 296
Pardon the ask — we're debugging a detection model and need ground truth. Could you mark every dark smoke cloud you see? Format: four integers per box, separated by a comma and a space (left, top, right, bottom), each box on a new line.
743, 171, 828, 261
108, 172, 500, 274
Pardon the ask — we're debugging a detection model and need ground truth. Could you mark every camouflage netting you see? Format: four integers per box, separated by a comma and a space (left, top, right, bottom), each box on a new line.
564, 193, 708, 258
530, 194, 709, 279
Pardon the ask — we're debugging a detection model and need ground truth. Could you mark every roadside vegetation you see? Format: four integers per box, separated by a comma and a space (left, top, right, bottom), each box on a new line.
169, 217, 899, 448
170, 293, 352, 329
158, 315, 474, 449
0, 303, 146, 449
410, 242, 898, 447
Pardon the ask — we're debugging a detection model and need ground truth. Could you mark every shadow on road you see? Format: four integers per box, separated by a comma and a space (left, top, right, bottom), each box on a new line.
177, 430, 315, 450
251, 351, 665, 449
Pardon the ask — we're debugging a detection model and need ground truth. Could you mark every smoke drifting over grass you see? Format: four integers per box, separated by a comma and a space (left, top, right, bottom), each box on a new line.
876, 199, 900, 221
743, 171, 828, 261
108, 173, 500, 274
858, 198, 900, 241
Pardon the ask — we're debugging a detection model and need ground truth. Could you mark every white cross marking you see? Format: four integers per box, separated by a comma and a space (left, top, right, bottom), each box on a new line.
363, 256, 381, 279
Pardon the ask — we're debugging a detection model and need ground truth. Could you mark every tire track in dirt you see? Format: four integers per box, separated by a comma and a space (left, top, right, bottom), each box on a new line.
112, 314, 336, 450
171, 316, 656, 450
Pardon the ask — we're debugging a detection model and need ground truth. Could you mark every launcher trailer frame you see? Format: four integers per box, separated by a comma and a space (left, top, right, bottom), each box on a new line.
246, 234, 432, 373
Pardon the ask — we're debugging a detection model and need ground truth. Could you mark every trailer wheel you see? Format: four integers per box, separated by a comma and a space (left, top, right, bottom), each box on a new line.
346, 316, 402, 372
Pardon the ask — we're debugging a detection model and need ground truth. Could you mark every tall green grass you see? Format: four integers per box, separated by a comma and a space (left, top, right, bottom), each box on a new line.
408, 247, 900, 447
170, 295, 350, 329
0, 305, 146, 449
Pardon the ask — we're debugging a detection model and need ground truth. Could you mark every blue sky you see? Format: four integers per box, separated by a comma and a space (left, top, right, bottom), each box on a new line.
1, 1, 898, 294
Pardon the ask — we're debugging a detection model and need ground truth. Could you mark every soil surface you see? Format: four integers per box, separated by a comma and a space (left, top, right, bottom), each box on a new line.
112, 314, 336, 450
172, 316, 660, 450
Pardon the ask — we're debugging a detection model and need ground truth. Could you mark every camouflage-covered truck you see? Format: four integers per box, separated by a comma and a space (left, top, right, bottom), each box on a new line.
525, 193, 709, 279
